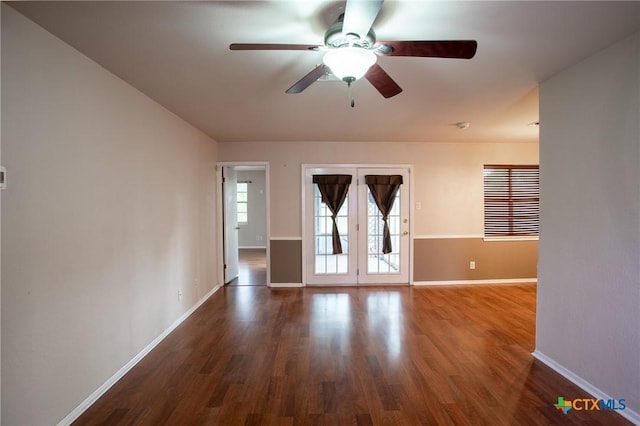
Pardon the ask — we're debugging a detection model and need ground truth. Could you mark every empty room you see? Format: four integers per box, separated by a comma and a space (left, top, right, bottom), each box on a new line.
1, 1, 639, 425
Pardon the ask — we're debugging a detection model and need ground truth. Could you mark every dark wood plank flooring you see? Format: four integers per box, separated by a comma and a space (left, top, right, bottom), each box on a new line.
73, 284, 631, 425
227, 248, 267, 286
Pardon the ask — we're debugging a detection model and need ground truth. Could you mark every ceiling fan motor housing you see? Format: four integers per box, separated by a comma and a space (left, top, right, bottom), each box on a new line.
324, 15, 376, 48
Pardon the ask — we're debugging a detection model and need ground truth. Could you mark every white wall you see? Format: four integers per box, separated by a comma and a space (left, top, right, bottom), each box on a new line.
537, 31, 640, 418
218, 141, 539, 238
1, 6, 218, 425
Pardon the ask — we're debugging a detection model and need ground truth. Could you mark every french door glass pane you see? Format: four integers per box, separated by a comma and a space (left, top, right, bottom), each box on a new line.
314, 185, 349, 274
366, 190, 401, 274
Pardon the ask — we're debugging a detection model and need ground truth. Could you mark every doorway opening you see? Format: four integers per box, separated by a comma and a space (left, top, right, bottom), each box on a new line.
218, 163, 269, 286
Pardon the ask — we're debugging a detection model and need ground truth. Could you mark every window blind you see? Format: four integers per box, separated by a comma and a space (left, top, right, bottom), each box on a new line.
483, 165, 539, 237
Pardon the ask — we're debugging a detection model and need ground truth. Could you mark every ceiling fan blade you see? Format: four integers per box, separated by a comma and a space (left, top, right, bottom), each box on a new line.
342, 0, 384, 40
374, 40, 477, 59
286, 64, 328, 94
365, 63, 402, 98
230, 43, 322, 51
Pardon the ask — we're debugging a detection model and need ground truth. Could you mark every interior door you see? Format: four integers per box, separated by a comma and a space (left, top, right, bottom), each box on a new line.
223, 167, 239, 283
305, 166, 410, 286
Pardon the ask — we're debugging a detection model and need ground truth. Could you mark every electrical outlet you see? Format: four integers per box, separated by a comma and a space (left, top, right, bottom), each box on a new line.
469, 261, 476, 270
0, 166, 6, 190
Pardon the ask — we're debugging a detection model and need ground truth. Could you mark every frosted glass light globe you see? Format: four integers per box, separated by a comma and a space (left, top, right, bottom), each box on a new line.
323, 47, 377, 81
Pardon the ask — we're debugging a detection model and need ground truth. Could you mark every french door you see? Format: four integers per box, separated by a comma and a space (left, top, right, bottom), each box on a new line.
304, 166, 410, 286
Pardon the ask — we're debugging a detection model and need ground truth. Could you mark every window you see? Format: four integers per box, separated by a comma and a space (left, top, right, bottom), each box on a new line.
483, 165, 539, 237
237, 182, 248, 223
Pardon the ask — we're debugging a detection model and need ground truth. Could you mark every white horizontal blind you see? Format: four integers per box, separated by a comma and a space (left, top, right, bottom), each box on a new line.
484, 165, 539, 237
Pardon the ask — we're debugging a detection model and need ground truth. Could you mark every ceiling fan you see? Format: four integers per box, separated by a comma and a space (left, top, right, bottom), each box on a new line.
230, 0, 477, 100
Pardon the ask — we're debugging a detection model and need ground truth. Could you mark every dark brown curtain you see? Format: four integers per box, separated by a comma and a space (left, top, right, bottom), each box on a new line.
365, 175, 403, 254
312, 174, 352, 254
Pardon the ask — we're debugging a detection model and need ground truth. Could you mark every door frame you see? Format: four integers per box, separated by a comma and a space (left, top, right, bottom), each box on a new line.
216, 161, 271, 287
301, 163, 414, 286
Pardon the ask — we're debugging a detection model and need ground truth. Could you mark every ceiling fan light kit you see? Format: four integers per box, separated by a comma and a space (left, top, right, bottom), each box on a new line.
322, 47, 377, 82
230, 0, 477, 101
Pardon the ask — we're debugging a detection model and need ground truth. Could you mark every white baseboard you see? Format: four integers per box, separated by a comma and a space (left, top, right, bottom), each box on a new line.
269, 280, 536, 288
57, 284, 223, 426
413, 234, 484, 239
269, 283, 304, 288
238, 246, 267, 249
413, 278, 537, 286
532, 350, 640, 425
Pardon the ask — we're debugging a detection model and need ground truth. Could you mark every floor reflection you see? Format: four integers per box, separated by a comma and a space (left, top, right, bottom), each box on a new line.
367, 291, 402, 359
309, 293, 352, 354
231, 285, 257, 320
306, 290, 404, 360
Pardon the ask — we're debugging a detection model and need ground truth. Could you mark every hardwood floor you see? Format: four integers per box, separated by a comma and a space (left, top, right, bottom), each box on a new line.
73, 284, 631, 425
227, 248, 267, 286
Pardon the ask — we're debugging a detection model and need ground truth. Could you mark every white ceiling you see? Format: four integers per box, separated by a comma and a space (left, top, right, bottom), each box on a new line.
8, 1, 640, 144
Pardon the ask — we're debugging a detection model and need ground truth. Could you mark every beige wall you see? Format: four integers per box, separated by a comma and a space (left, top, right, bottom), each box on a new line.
537, 31, 640, 418
414, 238, 537, 282
218, 140, 539, 238
219, 140, 538, 284
1, 6, 218, 425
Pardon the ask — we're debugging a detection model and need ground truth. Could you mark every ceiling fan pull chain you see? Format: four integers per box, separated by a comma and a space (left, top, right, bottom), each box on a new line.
348, 81, 355, 108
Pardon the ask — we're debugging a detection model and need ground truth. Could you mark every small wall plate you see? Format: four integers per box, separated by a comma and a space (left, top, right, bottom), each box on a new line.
0, 166, 6, 190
